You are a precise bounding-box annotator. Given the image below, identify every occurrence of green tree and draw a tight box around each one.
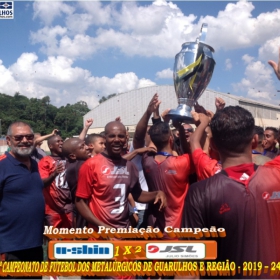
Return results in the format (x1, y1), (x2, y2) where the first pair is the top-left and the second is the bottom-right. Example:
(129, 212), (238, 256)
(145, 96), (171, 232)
(0, 92), (90, 138)
(99, 93), (117, 104)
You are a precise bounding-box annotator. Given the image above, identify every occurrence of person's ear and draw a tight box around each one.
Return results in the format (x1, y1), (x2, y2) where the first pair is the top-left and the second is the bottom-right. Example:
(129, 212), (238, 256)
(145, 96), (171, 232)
(6, 136), (11, 146)
(252, 134), (258, 150)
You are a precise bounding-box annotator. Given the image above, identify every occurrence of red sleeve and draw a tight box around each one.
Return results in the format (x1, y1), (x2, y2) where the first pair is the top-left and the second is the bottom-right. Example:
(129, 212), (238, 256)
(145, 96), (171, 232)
(38, 156), (55, 179)
(264, 155), (280, 168)
(178, 153), (194, 175)
(191, 148), (220, 181)
(76, 159), (94, 199)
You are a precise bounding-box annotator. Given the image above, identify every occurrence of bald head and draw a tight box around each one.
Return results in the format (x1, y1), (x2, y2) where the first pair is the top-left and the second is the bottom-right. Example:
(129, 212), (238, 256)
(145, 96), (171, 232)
(103, 121), (127, 158)
(62, 138), (81, 157)
(105, 121), (126, 135)
(62, 137), (90, 161)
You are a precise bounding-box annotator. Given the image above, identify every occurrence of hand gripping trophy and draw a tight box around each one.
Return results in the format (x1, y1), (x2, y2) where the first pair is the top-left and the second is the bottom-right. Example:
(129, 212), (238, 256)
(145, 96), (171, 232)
(167, 23), (216, 122)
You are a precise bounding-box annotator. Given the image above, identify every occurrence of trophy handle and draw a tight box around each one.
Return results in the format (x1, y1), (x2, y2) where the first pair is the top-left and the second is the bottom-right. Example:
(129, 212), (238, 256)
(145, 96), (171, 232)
(196, 23), (208, 43)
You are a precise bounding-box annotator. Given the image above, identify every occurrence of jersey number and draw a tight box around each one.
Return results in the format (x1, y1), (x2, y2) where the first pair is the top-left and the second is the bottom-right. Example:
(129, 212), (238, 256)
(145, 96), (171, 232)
(111, 184), (125, 214)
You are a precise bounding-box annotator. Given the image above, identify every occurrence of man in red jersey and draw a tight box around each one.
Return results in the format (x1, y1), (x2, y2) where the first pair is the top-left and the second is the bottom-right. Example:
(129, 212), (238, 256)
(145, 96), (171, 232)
(184, 106), (280, 279)
(75, 121), (166, 231)
(142, 121), (193, 238)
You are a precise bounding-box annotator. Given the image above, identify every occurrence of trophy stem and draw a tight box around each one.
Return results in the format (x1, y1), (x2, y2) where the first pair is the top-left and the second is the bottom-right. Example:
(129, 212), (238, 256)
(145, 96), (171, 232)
(167, 104), (193, 123)
(178, 98), (195, 108)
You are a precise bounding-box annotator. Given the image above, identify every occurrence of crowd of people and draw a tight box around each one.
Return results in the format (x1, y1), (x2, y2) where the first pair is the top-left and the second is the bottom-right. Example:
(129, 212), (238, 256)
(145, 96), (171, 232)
(0, 51), (280, 280)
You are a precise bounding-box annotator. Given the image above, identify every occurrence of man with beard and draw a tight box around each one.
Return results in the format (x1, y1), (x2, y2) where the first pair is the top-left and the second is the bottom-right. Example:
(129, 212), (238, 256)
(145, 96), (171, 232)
(38, 134), (73, 228)
(0, 121), (45, 268)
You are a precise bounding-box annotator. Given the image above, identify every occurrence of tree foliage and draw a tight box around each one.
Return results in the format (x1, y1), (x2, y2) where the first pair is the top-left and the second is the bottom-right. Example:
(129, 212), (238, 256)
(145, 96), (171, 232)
(0, 92), (90, 138)
(99, 93), (117, 104)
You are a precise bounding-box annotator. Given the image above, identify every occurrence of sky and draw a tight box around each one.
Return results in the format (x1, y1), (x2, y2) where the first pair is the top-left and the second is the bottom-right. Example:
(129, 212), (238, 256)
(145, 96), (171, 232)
(0, 0), (280, 109)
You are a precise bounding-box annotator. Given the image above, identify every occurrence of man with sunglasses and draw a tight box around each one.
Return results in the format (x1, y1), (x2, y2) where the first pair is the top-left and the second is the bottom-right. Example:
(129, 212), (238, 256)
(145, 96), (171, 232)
(182, 123), (194, 143)
(0, 121), (45, 267)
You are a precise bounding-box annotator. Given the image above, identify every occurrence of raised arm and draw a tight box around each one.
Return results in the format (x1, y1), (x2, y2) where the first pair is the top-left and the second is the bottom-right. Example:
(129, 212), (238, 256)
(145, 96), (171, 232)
(34, 129), (58, 145)
(79, 118), (93, 140)
(189, 112), (210, 153)
(133, 93), (160, 149)
(122, 146), (156, 161)
(268, 46), (280, 80)
(215, 97), (225, 112)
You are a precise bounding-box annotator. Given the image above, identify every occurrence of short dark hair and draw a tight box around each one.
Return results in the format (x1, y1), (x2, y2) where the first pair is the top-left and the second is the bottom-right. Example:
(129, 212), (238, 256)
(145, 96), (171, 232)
(148, 122), (171, 149)
(265, 127), (278, 138)
(85, 133), (105, 145)
(254, 126), (264, 136)
(210, 106), (255, 154)
(254, 126), (264, 145)
(47, 135), (62, 147)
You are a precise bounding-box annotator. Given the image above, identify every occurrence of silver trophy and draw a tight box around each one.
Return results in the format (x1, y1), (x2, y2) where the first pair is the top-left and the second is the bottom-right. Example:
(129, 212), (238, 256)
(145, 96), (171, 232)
(167, 23), (215, 122)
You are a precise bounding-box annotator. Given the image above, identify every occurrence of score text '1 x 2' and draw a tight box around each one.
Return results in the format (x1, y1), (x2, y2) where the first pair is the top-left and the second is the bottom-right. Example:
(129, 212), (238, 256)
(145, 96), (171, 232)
(49, 240), (217, 261)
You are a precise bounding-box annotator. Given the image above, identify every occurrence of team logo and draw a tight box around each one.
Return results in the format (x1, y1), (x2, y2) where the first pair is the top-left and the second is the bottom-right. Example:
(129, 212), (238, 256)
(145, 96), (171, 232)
(0, 2), (13, 19)
(101, 165), (129, 175)
(53, 242), (114, 259)
(262, 192), (270, 200)
(263, 191), (280, 200)
(219, 203), (231, 214)
(146, 243), (205, 259)
(101, 165), (111, 175)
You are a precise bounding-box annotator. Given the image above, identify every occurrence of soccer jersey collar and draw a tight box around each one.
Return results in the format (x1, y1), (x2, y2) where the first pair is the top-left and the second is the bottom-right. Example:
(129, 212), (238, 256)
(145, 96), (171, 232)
(101, 152), (124, 162)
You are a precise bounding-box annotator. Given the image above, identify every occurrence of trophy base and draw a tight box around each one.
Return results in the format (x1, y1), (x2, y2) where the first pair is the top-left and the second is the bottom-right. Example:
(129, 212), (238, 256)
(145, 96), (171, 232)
(167, 105), (194, 124)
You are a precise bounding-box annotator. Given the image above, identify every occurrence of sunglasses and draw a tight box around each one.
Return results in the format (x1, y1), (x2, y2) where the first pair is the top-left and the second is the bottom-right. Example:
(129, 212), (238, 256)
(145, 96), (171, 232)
(184, 128), (194, 133)
(9, 134), (34, 141)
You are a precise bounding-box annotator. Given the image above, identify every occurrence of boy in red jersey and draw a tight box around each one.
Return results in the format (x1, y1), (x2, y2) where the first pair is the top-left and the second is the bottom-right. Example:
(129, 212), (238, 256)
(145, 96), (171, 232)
(39, 134), (73, 228)
(38, 119), (93, 228)
(75, 121), (166, 231)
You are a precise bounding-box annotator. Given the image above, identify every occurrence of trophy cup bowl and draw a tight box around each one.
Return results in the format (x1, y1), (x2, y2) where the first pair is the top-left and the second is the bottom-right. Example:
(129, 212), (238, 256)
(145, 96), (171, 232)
(167, 23), (216, 123)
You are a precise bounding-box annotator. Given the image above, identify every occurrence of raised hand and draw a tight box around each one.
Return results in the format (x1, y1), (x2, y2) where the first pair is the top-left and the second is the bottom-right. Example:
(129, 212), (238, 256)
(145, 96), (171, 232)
(268, 47), (280, 80)
(85, 118), (93, 128)
(215, 97), (225, 111)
